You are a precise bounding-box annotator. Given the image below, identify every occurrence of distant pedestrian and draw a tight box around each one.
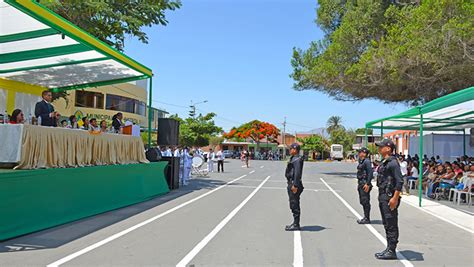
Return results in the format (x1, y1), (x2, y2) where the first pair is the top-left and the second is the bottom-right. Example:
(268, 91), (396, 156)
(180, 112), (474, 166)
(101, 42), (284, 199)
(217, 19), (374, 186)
(208, 149), (215, 173)
(243, 149), (250, 168)
(216, 149), (225, 172)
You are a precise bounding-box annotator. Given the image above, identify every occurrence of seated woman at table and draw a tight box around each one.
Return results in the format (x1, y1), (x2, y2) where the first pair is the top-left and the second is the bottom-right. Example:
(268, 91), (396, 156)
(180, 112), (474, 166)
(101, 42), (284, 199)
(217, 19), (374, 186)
(9, 109), (25, 124)
(100, 120), (109, 133)
(60, 119), (68, 128)
(67, 115), (79, 129)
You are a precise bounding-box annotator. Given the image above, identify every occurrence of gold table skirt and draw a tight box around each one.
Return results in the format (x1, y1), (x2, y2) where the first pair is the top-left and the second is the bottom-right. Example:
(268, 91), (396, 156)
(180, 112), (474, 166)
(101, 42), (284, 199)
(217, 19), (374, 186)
(16, 125), (149, 169)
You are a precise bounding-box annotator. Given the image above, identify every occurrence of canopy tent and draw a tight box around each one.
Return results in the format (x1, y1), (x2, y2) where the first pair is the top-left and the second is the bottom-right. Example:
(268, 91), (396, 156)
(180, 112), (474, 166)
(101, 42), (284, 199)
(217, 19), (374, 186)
(365, 86), (474, 206)
(0, 0), (154, 146)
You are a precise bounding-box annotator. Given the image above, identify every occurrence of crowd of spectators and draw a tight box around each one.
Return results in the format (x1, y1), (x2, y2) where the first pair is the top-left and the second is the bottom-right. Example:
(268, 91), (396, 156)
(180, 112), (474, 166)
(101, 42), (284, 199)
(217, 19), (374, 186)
(376, 153), (474, 203)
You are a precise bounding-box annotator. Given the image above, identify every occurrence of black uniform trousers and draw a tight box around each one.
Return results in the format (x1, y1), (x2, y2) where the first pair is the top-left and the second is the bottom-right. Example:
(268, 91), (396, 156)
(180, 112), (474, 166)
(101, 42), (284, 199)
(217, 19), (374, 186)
(378, 194), (401, 250)
(287, 186), (303, 225)
(357, 182), (371, 219)
(217, 160), (224, 172)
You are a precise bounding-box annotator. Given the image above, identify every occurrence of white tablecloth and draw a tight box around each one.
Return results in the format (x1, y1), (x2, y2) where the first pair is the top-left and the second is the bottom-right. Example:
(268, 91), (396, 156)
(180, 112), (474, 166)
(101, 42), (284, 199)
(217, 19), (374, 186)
(0, 124), (23, 163)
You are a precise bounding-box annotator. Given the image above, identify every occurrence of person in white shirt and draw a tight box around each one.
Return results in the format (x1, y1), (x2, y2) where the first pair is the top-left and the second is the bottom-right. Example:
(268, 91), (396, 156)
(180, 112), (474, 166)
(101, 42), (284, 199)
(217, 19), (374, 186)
(181, 147), (192, 185)
(165, 147), (172, 157)
(208, 149), (216, 173)
(216, 149), (225, 173)
(173, 146), (181, 158)
(398, 155), (409, 195)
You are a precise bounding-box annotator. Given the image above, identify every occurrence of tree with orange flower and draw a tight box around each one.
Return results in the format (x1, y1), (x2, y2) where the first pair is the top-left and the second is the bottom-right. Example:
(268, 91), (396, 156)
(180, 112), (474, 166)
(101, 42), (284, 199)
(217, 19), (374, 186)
(224, 120), (280, 150)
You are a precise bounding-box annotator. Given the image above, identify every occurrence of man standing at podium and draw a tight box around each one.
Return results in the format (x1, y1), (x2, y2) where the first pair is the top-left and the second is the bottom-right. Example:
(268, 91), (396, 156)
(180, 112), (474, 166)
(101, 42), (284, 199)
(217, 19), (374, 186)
(35, 90), (59, 127)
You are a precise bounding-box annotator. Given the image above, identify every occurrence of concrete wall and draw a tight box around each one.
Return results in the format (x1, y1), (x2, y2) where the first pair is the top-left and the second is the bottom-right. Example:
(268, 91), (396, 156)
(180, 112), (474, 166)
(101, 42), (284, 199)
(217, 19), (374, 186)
(409, 133), (473, 162)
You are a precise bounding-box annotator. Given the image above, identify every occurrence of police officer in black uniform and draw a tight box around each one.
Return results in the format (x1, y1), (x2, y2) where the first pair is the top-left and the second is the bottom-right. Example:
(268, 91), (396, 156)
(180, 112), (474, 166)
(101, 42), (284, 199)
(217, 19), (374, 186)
(375, 139), (403, 260)
(285, 143), (304, 231)
(356, 147), (373, 224)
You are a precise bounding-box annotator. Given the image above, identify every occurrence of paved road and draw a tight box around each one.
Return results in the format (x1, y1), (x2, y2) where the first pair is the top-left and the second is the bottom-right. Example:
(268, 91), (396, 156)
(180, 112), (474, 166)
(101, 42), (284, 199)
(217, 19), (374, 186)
(1, 160), (473, 266)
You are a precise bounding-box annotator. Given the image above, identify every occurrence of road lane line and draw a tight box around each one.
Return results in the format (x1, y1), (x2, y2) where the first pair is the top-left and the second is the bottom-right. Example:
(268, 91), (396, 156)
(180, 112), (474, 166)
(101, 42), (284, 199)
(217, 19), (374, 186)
(320, 178), (414, 267)
(249, 170), (255, 174)
(293, 231), (303, 267)
(176, 175), (271, 267)
(47, 173), (251, 267)
(260, 166), (264, 169)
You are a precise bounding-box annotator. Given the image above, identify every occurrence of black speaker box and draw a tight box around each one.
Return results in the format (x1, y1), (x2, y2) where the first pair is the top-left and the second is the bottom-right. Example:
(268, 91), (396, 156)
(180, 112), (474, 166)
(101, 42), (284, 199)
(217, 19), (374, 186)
(145, 147), (162, 162)
(158, 118), (180, 146)
(161, 156), (180, 190)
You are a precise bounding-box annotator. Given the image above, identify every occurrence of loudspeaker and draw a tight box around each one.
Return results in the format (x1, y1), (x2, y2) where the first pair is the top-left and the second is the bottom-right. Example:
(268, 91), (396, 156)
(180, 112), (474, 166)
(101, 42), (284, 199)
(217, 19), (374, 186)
(158, 118), (180, 146)
(145, 147), (162, 162)
(161, 156), (180, 190)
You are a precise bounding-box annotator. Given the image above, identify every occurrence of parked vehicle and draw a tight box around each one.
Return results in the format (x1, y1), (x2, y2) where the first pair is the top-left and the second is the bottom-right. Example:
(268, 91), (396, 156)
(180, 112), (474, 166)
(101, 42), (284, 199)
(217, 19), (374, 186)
(330, 144), (344, 161)
(223, 150), (233, 159)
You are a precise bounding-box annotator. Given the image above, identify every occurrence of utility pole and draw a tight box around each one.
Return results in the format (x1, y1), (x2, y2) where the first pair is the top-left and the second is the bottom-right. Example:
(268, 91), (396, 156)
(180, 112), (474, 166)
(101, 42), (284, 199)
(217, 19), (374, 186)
(189, 100), (208, 118)
(282, 117), (286, 158)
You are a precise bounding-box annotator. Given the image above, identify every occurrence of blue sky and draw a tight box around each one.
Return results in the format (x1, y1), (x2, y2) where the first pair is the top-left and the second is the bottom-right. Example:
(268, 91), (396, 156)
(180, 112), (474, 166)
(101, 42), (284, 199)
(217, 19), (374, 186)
(124, 0), (407, 133)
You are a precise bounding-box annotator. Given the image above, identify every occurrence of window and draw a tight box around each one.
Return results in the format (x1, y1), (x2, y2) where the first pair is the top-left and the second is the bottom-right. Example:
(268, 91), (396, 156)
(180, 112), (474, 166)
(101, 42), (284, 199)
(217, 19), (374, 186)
(105, 94), (146, 116)
(75, 91), (104, 109)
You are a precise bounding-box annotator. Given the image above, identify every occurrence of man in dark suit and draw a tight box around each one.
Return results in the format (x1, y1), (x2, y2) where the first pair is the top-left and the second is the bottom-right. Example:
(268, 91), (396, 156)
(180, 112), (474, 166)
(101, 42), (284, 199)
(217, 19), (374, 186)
(112, 112), (123, 133)
(35, 90), (59, 127)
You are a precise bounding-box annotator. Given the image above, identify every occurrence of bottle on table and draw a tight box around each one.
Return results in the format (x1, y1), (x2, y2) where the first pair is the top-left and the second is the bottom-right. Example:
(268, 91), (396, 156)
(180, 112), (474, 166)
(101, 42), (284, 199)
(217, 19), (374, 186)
(37, 116), (42, 126)
(28, 113), (33, 125)
(4, 110), (9, 124)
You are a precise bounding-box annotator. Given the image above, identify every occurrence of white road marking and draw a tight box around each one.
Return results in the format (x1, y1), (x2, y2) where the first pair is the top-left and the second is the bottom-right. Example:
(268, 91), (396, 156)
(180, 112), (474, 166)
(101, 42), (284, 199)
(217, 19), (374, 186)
(226, 184), (341, 192)
(47, 173), (251, 267)
(320, 178), (414, 267)
(293, 231), (303, 267)
(249, 170), (255, 174)
(260, 166), (264, 169)
(176, 175), (271, 267)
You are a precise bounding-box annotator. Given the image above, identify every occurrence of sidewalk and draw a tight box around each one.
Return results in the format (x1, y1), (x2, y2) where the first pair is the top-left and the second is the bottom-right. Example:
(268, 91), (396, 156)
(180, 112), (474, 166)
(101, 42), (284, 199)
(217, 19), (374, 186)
(402, 195), (474, 234)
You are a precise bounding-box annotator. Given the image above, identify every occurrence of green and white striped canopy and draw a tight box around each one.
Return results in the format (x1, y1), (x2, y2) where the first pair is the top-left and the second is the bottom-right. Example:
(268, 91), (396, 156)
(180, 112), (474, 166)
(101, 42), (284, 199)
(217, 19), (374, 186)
(0, 0), (152, 91)
(366, 87), (474, 131)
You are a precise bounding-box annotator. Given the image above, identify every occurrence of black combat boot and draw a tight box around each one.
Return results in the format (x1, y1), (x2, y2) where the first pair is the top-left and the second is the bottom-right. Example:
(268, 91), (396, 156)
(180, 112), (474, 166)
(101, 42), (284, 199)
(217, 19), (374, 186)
(375, 249), (397, 260)
(374, 247), (388, 258)
(357, 217), (371, 224)
(285, 223), (301, 231)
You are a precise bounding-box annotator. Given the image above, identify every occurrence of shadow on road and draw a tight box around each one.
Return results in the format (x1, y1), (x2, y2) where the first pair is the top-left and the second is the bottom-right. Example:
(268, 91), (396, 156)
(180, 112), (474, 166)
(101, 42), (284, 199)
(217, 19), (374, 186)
(399, 250), (424, 261)
(300, 225), (327, 232)
(369, 219), (383, 225)
(321, 172), (355, 178)
(0, 177), (229, 253)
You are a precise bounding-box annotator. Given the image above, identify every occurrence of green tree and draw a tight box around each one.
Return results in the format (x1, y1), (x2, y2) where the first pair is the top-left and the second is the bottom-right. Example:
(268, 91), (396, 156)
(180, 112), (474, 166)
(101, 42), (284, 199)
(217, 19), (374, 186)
(170, 113), (222, 148)
(43, 0), (181, 51)
(355, 128), (373, 135)
(326, 116), (344, 134)
(291, 0), (473, 105)
(297, 135), (326, 160)
(209, 136), (224, 148)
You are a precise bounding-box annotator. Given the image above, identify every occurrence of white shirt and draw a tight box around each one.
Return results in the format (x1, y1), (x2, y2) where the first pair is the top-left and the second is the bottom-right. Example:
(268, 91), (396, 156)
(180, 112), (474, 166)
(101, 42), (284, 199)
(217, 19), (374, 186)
(399, 160), (408, 176)
(209, 152), (215, 161)
(173, 149), (180, 157)
(410, 166), (419, 177)
(216, 151), (224, 160)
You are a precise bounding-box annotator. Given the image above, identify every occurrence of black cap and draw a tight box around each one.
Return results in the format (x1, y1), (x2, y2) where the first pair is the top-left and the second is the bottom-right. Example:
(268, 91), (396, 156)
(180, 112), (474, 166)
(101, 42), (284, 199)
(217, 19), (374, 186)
(290, 143), (300, 151)
(375, 138), (396, 150)
(358, 147), (370, 155)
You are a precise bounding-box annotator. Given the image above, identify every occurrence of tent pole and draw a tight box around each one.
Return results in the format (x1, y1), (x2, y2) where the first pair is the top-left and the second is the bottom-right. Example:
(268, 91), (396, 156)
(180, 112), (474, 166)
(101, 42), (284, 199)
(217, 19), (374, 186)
(381, 122), (384, 138)
(419, 112), (424, 207)
(364, 128), (368, 147)
(463, 129), (466, 156)
(148, 77), (153, 148)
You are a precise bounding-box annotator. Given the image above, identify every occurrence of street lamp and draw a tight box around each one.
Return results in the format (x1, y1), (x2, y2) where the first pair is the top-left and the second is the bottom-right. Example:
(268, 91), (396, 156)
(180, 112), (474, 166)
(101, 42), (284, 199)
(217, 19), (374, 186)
(189, 100), (208, 118)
